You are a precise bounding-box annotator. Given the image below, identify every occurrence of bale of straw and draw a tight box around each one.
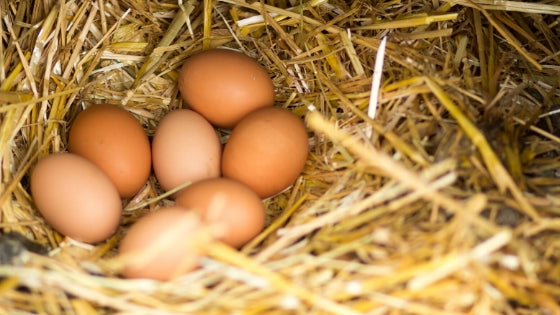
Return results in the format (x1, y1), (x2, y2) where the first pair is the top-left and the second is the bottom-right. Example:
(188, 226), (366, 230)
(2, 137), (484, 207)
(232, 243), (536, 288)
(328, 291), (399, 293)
(1, 0), (560, 313)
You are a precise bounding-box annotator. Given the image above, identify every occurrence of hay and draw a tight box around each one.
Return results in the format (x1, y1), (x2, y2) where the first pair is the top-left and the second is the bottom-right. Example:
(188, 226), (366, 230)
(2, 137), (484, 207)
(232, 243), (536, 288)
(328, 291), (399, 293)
(1, 0), (560, 313)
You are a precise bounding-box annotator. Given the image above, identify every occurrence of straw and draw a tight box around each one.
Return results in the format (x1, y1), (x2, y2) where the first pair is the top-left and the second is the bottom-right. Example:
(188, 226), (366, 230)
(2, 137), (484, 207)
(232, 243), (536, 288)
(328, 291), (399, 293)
(1, 0), (560, 313)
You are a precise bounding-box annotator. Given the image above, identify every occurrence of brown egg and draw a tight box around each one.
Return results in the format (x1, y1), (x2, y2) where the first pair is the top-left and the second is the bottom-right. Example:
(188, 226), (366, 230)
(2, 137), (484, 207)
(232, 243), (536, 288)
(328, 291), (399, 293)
(175, 178), (265, 248)
(221, 107), (308, 198)
(178, 48), (274, 129)
(152, 109), (221, 194)
(118, 207), (210, 280)
(68, 104), (151, 198)
(30, 153), (122, 243)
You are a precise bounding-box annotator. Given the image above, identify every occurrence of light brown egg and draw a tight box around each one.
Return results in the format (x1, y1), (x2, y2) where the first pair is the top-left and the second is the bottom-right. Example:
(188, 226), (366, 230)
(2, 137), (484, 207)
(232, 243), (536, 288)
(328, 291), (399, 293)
(118, 207), (210, 280)
(68, 104), (151, 198)
(222, 107), (308, 198)
(178, 48), (275, 129)
(30, 153), (122, 243)
(175, 178), (265, 248)
(152, 109), (221, 194)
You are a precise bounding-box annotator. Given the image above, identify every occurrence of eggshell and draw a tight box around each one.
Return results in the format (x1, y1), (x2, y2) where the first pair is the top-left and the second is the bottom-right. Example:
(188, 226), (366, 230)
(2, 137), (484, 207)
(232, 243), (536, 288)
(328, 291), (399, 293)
(68, 104), (151, 198)
(176, 178), (265, 248)
(152, 109), (221, 194)
(118, 207), (208, 280)
(30, 153), (122, 243)
(178, 48), (275, 129)
(222, 107), (308, 198)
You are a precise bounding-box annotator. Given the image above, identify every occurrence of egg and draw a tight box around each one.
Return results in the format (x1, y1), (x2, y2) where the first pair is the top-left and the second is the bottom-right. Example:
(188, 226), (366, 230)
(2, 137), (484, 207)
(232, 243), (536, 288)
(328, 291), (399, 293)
(221, 107), (308, 198)
(178, 48), (275, 129)
(68, 104), (151, 198)
(118, 207), (210, 280)
(30, 153), (122, 243)
(152, 109), (221, 194)
(175, 178), (265, 248)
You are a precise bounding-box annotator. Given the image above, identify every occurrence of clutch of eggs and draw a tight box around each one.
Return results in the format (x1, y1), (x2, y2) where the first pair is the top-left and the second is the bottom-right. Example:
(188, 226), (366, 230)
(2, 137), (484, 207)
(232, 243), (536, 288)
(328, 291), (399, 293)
(29, 48), (309, 281)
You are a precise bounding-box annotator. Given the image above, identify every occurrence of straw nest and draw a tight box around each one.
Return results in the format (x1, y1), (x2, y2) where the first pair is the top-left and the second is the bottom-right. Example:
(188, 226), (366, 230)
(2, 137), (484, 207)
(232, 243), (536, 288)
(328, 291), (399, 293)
(1, 0), (560, 313)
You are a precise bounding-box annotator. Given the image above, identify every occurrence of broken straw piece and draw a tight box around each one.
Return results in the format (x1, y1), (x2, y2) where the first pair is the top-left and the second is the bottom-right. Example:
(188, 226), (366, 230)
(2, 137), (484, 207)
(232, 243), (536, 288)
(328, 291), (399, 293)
(237, 12), (280, 27)
(365, 36), (387, 138)
(367, 36), (387, 121)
